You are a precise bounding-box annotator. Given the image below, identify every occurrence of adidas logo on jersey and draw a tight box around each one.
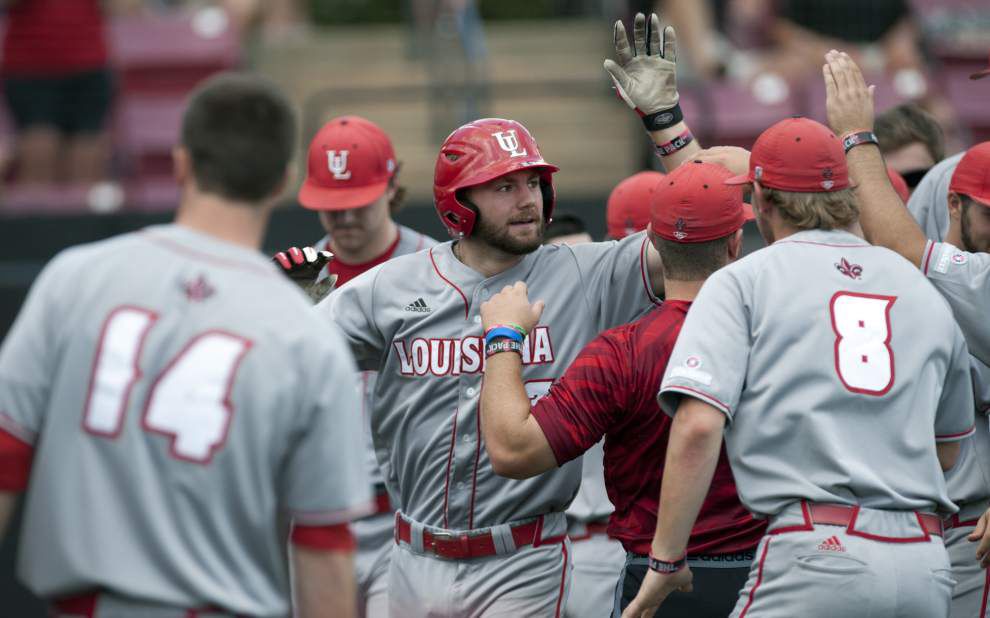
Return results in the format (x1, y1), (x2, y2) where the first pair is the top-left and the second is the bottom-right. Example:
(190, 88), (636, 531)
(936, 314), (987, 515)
(817, 536), (846, 552)
(405, 298), (431, 313)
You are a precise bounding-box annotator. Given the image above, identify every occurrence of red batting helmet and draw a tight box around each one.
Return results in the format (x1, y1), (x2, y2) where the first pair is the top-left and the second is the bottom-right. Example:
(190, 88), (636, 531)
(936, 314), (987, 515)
(433, 118), (559, 238)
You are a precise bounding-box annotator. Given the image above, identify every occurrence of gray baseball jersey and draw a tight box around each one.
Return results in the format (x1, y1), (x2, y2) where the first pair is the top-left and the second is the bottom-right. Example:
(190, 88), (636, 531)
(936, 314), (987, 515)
(0, 224), (371, 615)
(922, 240), (990, 367)
(945, 358), (990, 509)
(321, 231), (661, 529)
(314, 224), (437, 492)
(906, 152), (963, 241)
(658, 228), (975, 517)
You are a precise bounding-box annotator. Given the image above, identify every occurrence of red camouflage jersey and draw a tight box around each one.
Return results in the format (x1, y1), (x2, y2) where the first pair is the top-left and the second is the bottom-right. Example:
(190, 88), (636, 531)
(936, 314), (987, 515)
(532, 300), (766, 556)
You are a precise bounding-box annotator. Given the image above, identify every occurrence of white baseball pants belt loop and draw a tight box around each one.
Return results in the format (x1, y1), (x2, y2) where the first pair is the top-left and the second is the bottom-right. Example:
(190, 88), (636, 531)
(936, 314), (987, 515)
(767, 500), (944, 541)
(944, 498), (990, 530)
(393, 511), (567, 559)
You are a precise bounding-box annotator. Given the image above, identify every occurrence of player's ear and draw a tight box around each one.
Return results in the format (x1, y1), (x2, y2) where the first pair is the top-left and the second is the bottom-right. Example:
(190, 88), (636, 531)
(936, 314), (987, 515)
(646, 223), (662, 252)
(727, 228), (744, 262)
(172, 146), (191, 187)
(751, 182), (768, 215)
(947, 192), (963, 222)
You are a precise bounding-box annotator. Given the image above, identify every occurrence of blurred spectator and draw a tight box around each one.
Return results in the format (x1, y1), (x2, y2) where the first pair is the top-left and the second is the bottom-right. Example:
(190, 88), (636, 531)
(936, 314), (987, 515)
(544, 212), (593, 245)
(1, 0), (122, 186)
(606, 170), (664, 239)
(875, 103), (945, 190)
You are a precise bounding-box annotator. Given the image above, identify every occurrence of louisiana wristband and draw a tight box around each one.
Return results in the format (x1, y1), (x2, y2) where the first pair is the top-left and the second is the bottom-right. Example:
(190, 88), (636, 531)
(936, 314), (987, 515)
(484, 326), (525, 346)
(486, 338), (523, 358)
(641, 103), (683, 132)
(654, 130), (694, 157)
(648, 552), (687, 575)
(842, 130), (879, 154)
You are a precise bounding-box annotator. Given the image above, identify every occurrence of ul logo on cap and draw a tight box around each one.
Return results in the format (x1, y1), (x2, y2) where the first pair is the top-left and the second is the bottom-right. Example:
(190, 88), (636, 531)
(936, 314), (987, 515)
(493, 130), (527, 158)
(327, 150), (351, 180)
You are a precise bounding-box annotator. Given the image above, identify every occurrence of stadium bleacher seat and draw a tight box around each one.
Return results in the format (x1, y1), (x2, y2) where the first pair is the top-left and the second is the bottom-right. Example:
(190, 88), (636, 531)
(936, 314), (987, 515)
(110, 11), (241, 95)
(109, 10), (240, 212)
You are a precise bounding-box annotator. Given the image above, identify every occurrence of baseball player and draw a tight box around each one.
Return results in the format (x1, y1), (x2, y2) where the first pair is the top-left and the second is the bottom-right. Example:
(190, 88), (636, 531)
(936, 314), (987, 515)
(319, 14), (701, 616)
(275, 115), (437, 618)
(606, 171), (665, 239)
(906, 53), (989, 240)
(558, 168), (667, 618)
(0, 74), (372, 618)
(820, 52), (990, 615)
(478, 161), (766, 618)
(624, 114), (976, 618)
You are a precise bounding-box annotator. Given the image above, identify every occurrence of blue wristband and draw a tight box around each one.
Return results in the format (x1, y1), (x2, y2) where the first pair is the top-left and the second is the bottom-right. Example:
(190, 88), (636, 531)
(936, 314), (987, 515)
(484, 326), (524, 346)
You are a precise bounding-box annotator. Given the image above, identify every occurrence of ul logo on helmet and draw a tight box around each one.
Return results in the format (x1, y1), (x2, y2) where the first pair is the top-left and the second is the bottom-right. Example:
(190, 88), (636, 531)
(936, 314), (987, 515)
(493, 130), (528, 158)
(327, 150), (351, 180)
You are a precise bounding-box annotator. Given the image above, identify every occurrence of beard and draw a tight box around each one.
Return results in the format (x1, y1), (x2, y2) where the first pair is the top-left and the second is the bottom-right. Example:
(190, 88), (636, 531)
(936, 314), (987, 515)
(960, 201), (990, 254)
(472, 210), (545, 255)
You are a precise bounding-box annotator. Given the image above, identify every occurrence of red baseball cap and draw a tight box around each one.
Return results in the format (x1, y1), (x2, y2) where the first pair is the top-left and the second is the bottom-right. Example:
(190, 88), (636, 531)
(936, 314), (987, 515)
(299, 116), (397, 211)
(651, 161), (754, 243)
(725, 117), (850, 193)
(949, 141), (990, 206)
(887, 166), (910, 203)
(606, 171), (665, 239)
(971, 52), (990, 80)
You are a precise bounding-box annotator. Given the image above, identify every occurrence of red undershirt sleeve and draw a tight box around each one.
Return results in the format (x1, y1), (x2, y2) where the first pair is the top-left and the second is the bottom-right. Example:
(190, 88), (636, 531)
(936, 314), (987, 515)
(290, 522), (356, 552)
(0, 428), (33, 492)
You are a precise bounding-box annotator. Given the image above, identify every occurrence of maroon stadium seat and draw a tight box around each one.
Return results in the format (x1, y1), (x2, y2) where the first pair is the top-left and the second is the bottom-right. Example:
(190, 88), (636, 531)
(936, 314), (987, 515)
(110, 12), (241, 95)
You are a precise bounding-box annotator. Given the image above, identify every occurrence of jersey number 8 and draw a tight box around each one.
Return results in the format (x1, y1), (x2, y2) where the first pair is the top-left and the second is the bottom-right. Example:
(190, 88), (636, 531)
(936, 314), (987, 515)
(82, 306), (252, 464)
(829, 292), (897, 396)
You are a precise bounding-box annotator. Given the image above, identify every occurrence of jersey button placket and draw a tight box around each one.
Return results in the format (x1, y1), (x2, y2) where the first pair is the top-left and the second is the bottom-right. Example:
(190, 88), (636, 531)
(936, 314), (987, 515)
(448, 295), (485, 529)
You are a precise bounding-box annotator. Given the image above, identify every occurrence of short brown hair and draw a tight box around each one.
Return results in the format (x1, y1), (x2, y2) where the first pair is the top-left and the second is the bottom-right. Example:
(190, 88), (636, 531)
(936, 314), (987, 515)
(874, 104), (945, 163)
(761, 187), (858, 231)
(655, 235), (732, 281)
(181, 72), (297, 203)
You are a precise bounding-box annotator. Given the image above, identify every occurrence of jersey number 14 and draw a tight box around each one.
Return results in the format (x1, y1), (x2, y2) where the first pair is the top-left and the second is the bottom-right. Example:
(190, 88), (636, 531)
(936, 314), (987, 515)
(829, 292), (897, 396)
(82, 306), (252, 463)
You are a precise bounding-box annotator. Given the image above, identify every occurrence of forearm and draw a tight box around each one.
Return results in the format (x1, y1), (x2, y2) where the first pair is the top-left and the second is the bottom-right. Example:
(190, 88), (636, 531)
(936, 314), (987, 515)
(292, 547), (357, 618)
(649, 121), (702, 172)
(651, 403), (725, 559)
(480, 352), (549, 477)
(846, 144), (928, 266)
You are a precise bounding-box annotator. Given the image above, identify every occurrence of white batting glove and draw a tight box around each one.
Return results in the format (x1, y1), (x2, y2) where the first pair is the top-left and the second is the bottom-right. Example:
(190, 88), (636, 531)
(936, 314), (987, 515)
(604, 13), (680, 127)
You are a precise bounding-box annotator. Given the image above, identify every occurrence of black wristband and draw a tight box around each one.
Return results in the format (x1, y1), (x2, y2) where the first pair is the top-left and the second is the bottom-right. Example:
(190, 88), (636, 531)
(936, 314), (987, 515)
(485, 338), (523, 358)
(842, 131), (879, 154)
(641, 103), (683, 132)
(648, 552), (687, 575)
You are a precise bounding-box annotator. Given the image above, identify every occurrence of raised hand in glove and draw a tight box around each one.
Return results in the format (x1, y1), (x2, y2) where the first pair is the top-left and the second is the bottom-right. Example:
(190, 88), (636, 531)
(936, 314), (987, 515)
(272, 246), (337, 304)
(604, 12), (680, 130)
